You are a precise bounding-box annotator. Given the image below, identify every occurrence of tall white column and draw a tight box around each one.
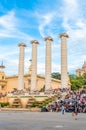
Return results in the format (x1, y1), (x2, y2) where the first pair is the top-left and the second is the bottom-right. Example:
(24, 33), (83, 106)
(44, 36), (53, 91)
(60, 33), (69, 89)
(30, 40), (39, 91)
(18, 43), (26, 90)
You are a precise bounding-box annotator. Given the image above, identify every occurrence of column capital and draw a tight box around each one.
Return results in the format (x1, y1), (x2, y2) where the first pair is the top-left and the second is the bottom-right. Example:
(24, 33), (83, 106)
(18, 43), (27, 47)
(59, 33), (69, 38)
(44, 36), (53, 41)
(30, 40), (39, 44)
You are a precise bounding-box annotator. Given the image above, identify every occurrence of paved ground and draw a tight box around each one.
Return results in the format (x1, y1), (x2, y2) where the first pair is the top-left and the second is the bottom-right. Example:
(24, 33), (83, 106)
(0, 111), (86, 130)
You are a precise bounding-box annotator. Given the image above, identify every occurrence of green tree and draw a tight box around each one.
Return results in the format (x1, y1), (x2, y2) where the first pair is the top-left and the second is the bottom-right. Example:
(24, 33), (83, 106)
(69, 74), (85, 91)
(51, 72), (61, 80)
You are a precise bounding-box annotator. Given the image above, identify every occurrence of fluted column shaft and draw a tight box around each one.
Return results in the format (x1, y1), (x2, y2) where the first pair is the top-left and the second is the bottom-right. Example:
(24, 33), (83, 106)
(44, 37), (53, 91)
(30, 40), (39, 91)
(18, 43), (26, 90)
(60, 33), (68, 89)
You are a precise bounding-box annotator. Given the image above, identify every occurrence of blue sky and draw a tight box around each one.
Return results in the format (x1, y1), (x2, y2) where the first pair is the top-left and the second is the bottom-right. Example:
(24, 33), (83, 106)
(0, 0), (86, 76)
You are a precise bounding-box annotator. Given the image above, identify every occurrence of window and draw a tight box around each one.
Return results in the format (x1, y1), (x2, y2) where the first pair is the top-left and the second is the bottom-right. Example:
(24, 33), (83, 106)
(2, 76), (4, 80)
(1, 85), (5, 90)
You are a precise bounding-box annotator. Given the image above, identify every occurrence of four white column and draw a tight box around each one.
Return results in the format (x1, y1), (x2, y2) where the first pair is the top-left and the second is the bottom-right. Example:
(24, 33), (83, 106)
(17, 33), (68, 91)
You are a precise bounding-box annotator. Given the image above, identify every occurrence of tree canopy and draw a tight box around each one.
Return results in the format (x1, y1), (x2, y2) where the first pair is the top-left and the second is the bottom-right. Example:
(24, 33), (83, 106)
(69, 73), (86, 91)
(51, 72), (61, 80)
(51, 72), (86, 91)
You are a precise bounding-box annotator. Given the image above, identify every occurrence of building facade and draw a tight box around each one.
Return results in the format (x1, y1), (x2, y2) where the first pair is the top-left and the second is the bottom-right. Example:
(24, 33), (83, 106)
(0, 68), (71, 95)
(76, 61), (86, 76)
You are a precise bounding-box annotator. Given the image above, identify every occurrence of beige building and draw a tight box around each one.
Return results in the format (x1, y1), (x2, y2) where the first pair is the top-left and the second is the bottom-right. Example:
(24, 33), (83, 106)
(0, 65), (71, 95)
(76, 61), (86, 76)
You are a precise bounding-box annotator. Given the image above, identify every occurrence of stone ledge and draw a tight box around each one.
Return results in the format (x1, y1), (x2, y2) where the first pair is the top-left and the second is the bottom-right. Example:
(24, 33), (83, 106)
(1, 107), (41, 112)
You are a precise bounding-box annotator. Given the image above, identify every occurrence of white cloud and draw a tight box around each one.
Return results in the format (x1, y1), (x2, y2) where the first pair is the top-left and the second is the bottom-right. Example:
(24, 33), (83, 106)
(62, 0), (79, 19)
(37, 63), (45, 74)
(0, 10), (16, 29)
(0, 10), (35, 76)
(36, 12), (56, 37)
(52, 63), (61, 73)
(0, 10), (33, 41)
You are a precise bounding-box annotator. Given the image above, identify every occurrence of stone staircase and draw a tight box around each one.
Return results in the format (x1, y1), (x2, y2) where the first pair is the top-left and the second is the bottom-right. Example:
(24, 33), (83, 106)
(12, 98), (22, 108)
(26, 97), (36, 108)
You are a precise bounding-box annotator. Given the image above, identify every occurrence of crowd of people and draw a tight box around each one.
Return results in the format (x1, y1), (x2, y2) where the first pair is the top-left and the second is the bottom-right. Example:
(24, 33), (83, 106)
(0, 92), (6, 98)
(41, 89), (86, 114)
(0, 87), (86, 115)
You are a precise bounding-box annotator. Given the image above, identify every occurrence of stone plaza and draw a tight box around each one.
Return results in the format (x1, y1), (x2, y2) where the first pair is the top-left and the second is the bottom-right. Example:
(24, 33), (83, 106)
(0, 111), (86, 130)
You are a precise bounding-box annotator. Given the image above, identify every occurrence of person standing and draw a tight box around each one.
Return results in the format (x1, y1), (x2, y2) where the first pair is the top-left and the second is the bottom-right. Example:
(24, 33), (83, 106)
(72, 102), (78, 120)
(61, 104), (65, 114)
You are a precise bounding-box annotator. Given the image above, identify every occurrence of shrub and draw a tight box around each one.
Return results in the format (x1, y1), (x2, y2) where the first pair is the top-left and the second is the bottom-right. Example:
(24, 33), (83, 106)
(31, 102), (39, 107)
(0, 102), (9, 107)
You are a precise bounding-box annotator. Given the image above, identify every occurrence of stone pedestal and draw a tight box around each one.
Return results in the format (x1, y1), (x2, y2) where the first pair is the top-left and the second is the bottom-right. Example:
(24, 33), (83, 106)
(60, 33), (69, 89)
(18, 43), (26, 90)
(44, 36), (53, 91)
(30, 40), (39, 91)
